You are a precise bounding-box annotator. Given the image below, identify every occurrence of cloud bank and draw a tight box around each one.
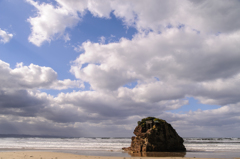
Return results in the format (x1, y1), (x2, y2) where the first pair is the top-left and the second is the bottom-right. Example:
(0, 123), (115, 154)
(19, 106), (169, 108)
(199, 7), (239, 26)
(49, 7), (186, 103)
(0, 0), (239, 137)
(26, 0), (240, 46)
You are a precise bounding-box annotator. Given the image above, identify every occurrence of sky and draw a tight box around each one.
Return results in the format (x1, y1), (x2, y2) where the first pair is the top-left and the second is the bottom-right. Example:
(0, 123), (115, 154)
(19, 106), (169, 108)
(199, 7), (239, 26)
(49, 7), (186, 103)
(0, 0), (240, 137)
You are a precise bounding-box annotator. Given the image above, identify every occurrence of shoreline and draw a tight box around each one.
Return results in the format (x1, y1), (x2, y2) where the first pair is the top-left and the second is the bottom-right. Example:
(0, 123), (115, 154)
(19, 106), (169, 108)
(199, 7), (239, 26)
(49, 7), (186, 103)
(0, 151), (236, 159)
(0, 150), (239, 159)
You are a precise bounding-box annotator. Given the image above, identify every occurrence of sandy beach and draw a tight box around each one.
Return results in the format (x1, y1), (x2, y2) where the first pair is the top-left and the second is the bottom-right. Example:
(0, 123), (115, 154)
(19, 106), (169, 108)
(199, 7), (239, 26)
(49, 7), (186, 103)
(0, 151), (238, 159)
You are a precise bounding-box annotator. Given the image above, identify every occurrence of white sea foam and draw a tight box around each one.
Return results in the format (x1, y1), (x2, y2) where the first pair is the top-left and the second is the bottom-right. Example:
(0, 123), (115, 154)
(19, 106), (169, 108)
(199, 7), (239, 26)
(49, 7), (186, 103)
(0, 137), (130, 151)
(184, 138), (240, 152)
(0, 137), (239, 152)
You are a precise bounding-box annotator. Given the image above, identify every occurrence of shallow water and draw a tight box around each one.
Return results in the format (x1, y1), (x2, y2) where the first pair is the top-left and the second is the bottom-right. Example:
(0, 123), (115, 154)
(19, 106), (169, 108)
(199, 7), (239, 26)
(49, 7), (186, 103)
(1, 149), (240, 158)
(0, 137), (240, 158)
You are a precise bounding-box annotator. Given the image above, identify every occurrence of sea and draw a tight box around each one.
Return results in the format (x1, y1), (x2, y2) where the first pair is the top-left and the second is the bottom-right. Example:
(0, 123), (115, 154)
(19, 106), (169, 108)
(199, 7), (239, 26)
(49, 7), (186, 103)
(0, 137), (240, 158)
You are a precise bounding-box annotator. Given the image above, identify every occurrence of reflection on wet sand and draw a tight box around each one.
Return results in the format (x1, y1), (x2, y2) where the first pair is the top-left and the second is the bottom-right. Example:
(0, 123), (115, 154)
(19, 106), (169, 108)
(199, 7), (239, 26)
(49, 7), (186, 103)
(128, 151), (186, 157)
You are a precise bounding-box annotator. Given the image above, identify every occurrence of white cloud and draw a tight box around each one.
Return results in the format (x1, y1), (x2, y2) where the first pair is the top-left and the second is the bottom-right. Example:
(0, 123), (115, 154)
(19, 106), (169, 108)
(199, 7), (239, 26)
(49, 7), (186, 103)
(63, 33), (70, 42)
(5, 0), (239, 137)
(50, 79), (83, 90)
(26, 0), (80, 46)
(55, 0), (88, 13)
(68, 26), (240, 137)
(0, 28), (13, 43)
(195, 73), (240, 105)
(0, 114), (86, 137)
(113, 0), (240, 33)
(1, 84), (240, 137)
(98, 36), (105, 44)
(166, 102), (240, 137)
(0, 60), (82, 90)
(1, 55), (240, 137)
(71, 28), (240, 103)
(0, 59), (87, 136)
(1, 83), (240, 137)
(0, 74), (188, 137)
(26, 0), (240, 46)
(86, 0), (112, 18)
(117, 81), (188, 103)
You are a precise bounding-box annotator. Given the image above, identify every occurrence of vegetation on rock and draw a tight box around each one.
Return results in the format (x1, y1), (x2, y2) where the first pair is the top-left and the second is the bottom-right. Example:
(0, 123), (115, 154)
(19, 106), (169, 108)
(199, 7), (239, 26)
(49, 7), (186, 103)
(137, 117), (165, 128)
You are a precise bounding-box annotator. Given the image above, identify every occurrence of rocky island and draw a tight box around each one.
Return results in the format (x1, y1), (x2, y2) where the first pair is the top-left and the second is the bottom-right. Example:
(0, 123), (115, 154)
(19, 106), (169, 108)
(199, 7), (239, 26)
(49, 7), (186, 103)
(123, 117), (186, 153)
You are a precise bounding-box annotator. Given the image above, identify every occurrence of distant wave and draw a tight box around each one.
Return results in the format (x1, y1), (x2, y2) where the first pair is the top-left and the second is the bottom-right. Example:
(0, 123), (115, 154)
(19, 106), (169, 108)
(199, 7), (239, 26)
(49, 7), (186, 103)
(0, 137), (239, 152)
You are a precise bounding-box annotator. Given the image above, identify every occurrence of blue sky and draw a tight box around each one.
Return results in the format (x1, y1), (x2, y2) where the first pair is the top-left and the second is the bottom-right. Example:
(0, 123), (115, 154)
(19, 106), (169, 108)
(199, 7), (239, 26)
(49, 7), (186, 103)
(0, 0), (240, 137)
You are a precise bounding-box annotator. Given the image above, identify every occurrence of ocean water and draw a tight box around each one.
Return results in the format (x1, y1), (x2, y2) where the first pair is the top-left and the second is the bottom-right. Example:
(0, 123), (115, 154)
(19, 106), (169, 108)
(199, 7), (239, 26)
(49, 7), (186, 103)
(184, 137), (240, 152)
(0, 137), (130, 151)
(0, 137), (240, 158)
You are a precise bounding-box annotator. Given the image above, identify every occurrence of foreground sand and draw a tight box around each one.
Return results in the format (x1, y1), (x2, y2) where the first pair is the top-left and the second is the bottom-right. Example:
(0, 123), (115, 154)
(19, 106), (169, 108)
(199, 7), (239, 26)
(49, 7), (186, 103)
(0, 151), (238, 159)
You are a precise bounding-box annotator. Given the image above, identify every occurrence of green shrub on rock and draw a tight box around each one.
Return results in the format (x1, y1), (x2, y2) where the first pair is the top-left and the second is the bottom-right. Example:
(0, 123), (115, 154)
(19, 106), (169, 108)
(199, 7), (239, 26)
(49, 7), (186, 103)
(137, 117), (166, 128)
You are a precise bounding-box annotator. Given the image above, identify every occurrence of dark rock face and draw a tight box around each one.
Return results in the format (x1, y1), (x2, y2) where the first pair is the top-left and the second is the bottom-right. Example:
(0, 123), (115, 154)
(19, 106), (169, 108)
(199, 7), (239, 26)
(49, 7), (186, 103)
(123, 117), (186, 153)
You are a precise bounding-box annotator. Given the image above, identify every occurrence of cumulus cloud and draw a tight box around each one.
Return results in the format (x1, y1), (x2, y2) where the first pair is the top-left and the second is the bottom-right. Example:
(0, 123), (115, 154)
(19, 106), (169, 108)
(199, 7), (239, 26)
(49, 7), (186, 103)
(0, 56), (189, 136)
(1, 83), (240, 137)
(71, 28), (240, 103)
(56, 0), (112, 18)
(0, 59), (86, 136)
(26, 0), (240, 46)
(0, 75), (188, 136)
(37, 89), (188, 136)
(4, 0), (239, 137)
(195, 73), (240, 105)
(0, 60), (82, 90)
(0, 89), (50, 117)
(67, 23), (240, 137)
(111, 0), (240, 33)
(1, 85), (239, 137)
(0, 115), (85, 137)
(26, 0), (80, 46)
(0, 28), (13, 43)
(166, 102), (240, 137)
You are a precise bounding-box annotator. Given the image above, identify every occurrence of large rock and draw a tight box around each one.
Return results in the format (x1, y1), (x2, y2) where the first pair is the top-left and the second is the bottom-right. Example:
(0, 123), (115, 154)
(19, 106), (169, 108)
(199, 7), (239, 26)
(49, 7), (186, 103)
(123, 117), (186, 153)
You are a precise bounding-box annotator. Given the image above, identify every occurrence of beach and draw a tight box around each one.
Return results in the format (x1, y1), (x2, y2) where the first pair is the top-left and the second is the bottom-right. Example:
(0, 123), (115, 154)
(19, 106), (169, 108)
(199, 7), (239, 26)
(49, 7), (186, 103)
(1, 151), (238, 159)
(0, 150), (240, 159)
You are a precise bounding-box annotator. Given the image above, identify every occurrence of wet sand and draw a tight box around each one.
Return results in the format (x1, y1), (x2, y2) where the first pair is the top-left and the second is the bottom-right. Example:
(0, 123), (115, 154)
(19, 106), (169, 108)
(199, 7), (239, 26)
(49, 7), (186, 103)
(0, 151), (239, 159)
